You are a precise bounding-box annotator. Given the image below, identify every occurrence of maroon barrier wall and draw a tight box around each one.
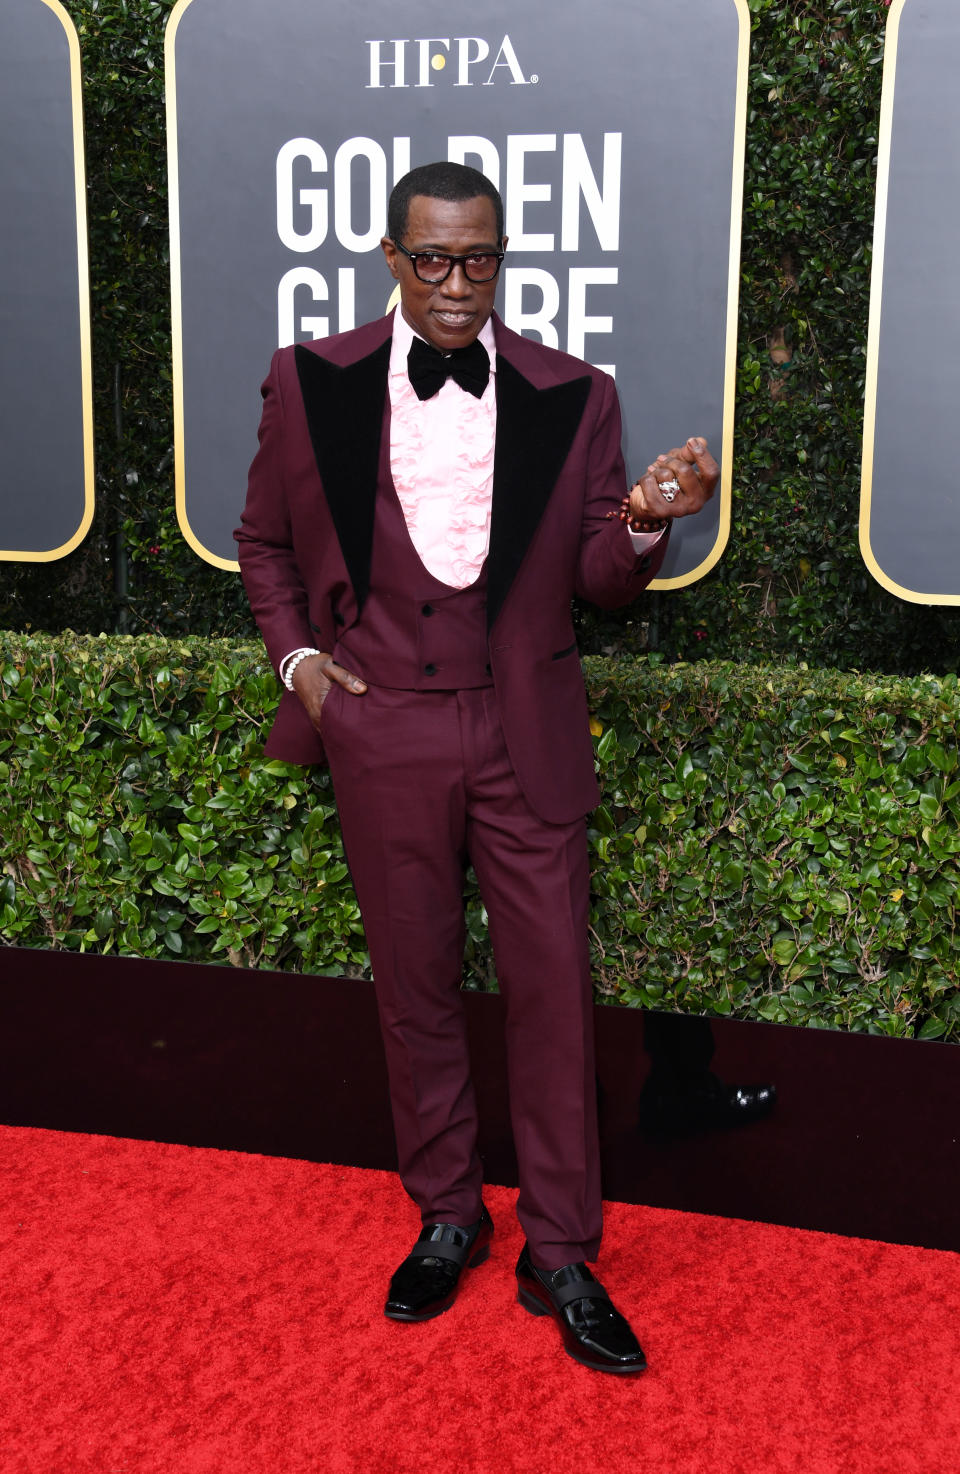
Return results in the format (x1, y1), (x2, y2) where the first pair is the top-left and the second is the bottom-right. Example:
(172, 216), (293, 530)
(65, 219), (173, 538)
(2, 946), (958, 1251)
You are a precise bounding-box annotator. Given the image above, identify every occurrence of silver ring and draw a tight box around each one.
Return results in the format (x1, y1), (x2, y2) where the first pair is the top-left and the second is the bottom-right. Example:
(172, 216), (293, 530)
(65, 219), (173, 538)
(659, 477), (681, 503)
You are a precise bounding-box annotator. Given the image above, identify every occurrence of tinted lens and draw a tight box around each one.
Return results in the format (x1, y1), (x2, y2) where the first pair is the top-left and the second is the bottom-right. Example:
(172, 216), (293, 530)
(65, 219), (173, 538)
(413, 252), (452, 282)
(463, 254), (502, 282)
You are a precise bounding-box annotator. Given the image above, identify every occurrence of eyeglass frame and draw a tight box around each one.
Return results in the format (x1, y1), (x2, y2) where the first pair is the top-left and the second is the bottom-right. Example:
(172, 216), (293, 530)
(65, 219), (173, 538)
(391, 239), (506, 284)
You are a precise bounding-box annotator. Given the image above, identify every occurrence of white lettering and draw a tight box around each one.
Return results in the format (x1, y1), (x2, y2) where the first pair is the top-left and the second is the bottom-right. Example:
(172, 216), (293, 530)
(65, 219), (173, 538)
(561, 134), (621, 252)
(393, 137), (412, 186)
(483, 34), (528, 86)
(367, 36), (528, 88)
(277, 268), (356, 345)
(334, 138), (388, 252)
(415, 38), (450, 86)
(447, 136), (500, 193)
(455, 37), (490, 87)
(567, 267), (617, 372)
(337, 267), (356, 333)
(276, 138), (327, 253)
(506, 135), (556, 251)
(278, 268), (328, 346)
(503, 269), (560, 347)
(366, 39), (406, 88)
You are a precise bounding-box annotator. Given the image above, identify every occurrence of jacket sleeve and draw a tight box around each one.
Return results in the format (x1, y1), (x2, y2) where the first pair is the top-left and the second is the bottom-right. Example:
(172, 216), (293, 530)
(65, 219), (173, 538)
(234, 349), (324, 673)
(573, 372), (670, 609)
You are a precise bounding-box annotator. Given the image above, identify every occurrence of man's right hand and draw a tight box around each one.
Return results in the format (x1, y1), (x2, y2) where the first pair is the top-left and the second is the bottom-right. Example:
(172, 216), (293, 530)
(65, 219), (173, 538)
(291, 652), (367, 733)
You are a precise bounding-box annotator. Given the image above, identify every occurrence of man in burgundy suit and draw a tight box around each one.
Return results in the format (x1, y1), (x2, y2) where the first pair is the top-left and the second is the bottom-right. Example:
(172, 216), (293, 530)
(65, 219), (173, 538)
(237, 162), (716, 1375)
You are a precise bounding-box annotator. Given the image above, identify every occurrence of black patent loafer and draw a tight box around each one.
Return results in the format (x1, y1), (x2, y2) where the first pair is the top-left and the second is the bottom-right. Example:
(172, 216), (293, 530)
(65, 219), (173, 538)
(384, 1207), (494, 1322)
(516, 1243), (646, 1375)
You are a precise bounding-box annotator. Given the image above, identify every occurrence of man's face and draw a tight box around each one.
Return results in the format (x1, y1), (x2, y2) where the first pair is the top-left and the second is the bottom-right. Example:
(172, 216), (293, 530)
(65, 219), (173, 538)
(381, 194), (505, 352)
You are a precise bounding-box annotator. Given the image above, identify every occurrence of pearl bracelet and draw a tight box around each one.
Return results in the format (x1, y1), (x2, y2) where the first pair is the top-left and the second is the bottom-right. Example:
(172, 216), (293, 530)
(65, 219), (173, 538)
(282, 647), (322, 691)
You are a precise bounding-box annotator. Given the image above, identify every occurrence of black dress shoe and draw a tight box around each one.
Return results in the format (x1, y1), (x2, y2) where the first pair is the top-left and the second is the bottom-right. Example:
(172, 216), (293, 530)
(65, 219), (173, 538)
(515, 1244), (646, 1375)
(384, 1207), (494, 1322)
(637, 1072), (777, 1137)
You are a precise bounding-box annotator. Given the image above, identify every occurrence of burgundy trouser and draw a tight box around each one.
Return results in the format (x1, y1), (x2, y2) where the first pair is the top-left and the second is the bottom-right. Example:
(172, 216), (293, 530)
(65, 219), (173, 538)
(319, 680), (602, 1269)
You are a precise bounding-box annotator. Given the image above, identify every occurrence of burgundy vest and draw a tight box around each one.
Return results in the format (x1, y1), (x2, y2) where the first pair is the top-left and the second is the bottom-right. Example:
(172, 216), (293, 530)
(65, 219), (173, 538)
(334, 439), (493, 692)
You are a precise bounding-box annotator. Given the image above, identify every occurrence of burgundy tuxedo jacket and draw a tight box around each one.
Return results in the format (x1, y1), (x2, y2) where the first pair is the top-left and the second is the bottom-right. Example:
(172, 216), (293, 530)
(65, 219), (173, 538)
(235, 311), (668, 824)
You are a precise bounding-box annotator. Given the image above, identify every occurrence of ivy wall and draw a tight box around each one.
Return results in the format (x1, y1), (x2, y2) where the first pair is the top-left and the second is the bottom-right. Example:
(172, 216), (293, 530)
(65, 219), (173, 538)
(3, 1), (953, 677)
(5, 633), (959, 1039)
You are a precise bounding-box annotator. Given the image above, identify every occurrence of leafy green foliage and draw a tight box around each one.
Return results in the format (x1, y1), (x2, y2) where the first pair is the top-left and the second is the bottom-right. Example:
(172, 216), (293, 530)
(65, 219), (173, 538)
(586, 653), (960, 1040)
(0, 632), (365, 974)
(3, 634), (958, 1040)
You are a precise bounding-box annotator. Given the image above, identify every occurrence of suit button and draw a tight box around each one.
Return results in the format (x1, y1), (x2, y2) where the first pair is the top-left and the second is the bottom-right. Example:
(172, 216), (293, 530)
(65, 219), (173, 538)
(424, 663), (437, 676)
(485, 663), (492, 675)
(421, 604), (435, 616)
(333, 611), (345, 625)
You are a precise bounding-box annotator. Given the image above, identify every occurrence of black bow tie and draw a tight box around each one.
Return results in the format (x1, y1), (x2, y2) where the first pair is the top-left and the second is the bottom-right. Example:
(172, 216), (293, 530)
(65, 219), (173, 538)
(407, 336), (490, 401)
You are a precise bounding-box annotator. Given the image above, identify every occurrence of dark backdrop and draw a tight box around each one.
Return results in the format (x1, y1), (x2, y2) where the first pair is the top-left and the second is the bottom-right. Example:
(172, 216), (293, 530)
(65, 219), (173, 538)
(2, 1), (958, 676)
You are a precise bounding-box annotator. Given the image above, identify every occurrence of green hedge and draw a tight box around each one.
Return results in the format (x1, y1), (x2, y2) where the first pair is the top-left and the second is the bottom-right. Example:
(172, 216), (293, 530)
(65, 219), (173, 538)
(3, 633), (958, 1041)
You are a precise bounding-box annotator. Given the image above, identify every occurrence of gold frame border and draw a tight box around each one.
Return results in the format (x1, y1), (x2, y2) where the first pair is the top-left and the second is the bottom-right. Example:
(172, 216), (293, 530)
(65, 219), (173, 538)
(859, 0), (958, 604)
(0, 0), (95, 563)
(166, 0), (238, 570)
(652, 0), (749, 590)
(168, 0), (750, 580)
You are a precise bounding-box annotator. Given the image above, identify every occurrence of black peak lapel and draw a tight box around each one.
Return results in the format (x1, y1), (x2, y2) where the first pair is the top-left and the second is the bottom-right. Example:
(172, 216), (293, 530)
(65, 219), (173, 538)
(294, 339), (391, 613)
(487, 356), (591, 630)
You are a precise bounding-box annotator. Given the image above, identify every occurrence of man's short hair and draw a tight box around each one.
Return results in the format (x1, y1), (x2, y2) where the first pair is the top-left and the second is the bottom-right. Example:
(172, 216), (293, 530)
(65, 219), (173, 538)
(388, 162), (505, 243)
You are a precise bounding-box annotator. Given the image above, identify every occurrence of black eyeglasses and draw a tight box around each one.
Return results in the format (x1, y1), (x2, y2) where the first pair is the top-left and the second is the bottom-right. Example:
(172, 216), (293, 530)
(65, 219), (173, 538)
(392, 240), (505, 284)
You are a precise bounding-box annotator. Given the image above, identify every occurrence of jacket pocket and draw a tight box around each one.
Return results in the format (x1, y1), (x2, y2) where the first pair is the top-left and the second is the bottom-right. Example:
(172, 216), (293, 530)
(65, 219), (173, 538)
(551, 641), (578, 661)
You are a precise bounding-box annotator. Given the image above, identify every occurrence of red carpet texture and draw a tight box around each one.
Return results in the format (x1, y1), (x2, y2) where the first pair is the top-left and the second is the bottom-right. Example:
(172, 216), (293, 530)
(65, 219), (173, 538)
(2, 1126), (958, 1474)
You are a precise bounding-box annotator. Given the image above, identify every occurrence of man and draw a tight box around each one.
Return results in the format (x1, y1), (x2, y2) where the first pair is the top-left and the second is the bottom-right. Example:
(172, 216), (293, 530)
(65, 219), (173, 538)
(237, 162), (716, 1375)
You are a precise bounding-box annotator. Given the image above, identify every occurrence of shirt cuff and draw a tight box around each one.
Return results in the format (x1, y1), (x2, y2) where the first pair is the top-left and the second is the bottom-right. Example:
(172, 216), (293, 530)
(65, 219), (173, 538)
(626, 523), (667, 552)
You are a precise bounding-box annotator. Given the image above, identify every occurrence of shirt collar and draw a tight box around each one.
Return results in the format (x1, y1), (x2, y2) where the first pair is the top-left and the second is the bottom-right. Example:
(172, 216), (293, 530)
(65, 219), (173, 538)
(389, 307), (497, 380)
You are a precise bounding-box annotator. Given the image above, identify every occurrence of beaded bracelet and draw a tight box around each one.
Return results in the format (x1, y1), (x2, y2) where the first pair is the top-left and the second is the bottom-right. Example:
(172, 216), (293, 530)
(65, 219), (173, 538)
(283, 647), (322, 691)
(605, 496), (667, 535)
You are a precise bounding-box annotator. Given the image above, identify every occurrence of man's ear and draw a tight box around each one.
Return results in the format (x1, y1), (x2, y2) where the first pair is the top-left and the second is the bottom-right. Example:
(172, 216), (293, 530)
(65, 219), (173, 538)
(380, 237), (401, 280)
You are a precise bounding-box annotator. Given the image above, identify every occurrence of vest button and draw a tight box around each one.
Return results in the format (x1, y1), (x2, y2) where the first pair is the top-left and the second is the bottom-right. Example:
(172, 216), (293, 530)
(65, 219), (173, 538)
(424, 663), (437, 676)
(421, 604), (435, 616)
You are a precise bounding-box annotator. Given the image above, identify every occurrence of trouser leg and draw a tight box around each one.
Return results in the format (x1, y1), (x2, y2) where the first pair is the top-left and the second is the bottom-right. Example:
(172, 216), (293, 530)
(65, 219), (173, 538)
(320, 683), (482, 1225)
(321, 682), (602, 1261)
(461, 689), (602, 1270)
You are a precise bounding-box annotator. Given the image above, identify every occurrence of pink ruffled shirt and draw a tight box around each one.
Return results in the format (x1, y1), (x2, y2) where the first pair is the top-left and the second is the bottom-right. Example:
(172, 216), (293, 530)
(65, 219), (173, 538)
(280, 313), (664, 684)
(389, 309), (497, 588)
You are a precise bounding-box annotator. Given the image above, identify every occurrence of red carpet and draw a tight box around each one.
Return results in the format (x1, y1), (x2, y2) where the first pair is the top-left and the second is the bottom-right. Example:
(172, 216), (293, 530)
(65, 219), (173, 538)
(2, 1126), (958, 1473)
